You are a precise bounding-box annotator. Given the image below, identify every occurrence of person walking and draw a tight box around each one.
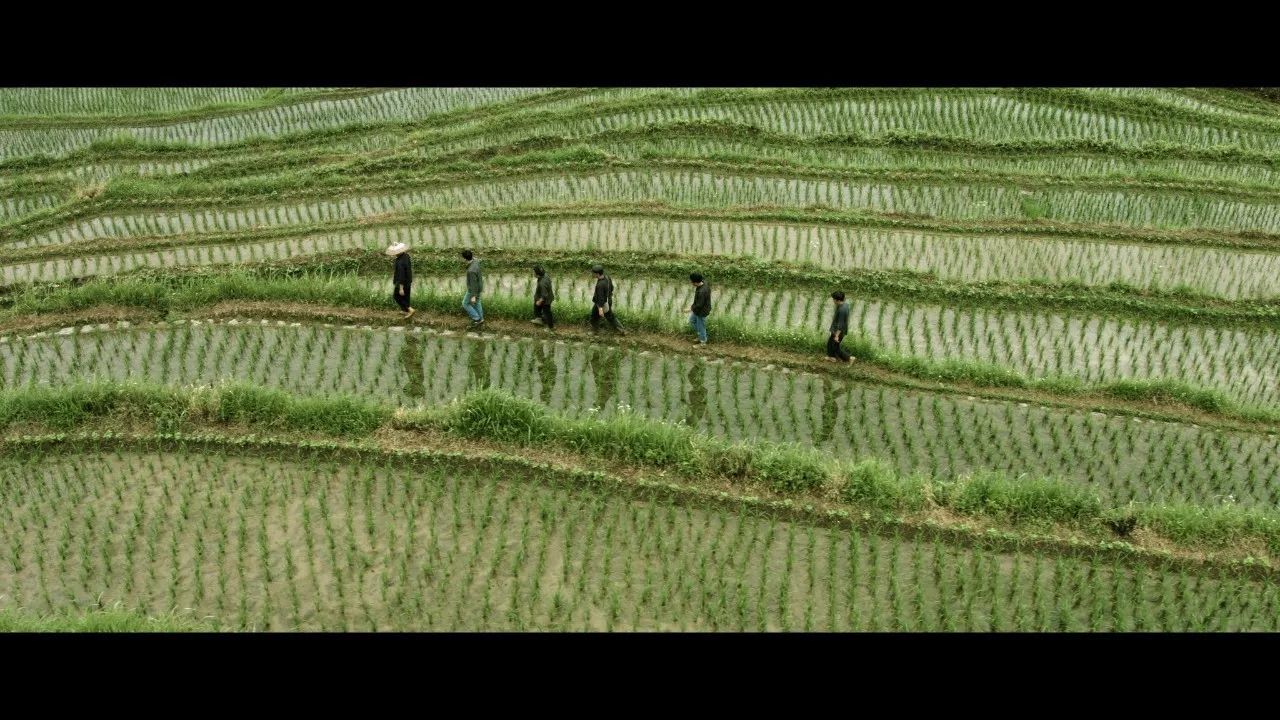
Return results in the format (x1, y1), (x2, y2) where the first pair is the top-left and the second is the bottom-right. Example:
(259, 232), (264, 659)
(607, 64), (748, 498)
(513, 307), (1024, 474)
(387, 242), (414, 319)
(588, 264), (625, 334)
(826, 290), (853, 363)
(531, 264), (555, 330)
(688, 272), (711, 345)
(461, 249), (484, 328)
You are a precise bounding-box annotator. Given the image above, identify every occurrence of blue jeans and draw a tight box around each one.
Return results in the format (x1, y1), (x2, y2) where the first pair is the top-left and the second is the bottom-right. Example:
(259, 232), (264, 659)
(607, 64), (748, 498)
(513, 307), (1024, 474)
(689, 313), (707, 342)
(463, 291), (483, 321)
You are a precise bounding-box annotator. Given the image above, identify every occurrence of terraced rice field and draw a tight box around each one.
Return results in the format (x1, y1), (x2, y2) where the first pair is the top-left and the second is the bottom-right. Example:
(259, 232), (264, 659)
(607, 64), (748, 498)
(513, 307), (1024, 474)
(2, 320), (1276, 508)
(9, 219), (1280, 300)
(2, 449), (1277, 632)
(1, 86), (1278, 632)
(0, 88), (325, 116)
(0, 88), (549, 160)
(10, 172), (1280, 254)
(596, 137), (1280, 187)
(407, 273), (1280, 407)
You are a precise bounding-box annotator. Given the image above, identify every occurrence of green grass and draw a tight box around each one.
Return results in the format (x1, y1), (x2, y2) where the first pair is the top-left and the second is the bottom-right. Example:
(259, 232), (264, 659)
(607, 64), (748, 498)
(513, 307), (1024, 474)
(0, 604), (217, 632)
(1021, 196), (1050, 220)
(0, 382), (388, 436)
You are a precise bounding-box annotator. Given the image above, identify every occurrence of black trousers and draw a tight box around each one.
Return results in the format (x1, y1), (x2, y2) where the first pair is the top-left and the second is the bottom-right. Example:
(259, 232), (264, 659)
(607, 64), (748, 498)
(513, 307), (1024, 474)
(393, 285), (411, 311)
(589, 305), (624, 331)
(827, 332), (850, 361)
(534, 300), (555, 328)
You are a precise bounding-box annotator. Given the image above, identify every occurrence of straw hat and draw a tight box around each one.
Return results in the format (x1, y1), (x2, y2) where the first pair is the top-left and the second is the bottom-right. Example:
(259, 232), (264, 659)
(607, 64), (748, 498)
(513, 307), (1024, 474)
(385, 242), (409, 256)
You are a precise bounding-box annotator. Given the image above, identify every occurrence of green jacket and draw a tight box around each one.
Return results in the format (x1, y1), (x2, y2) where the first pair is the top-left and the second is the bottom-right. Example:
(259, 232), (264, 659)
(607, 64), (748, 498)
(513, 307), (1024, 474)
(691, 283), (711, 317)
(829, 301), (850, 334)
(466, 259), (483, 295)
(535, 275), (554, 303)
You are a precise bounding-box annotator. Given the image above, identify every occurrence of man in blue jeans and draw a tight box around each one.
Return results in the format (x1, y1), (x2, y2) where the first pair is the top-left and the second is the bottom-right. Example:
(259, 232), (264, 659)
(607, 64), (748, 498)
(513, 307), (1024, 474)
(688, 272), (711, 345)
(461, 249), (484, 327)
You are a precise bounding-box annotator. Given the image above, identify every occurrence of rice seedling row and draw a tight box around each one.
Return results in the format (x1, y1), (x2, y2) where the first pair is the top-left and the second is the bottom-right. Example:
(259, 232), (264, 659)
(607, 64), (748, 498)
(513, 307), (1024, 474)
(2, 321), (1275, 507)
(12, 89), (1279, 159)
(14, 170), (1280, 252)
(410, 93), (1280, 154)
(597, 135), (1280, 188)
(0, 88), (551, 161)
(364, 218), (1280, 300)
(2, 129), (417, 185)
(15, 159), (218, 184)
(16, 108), (1280, 195)
(1170, 89), (1280, 120)
(1082, 88), (1280, 127)
(0, 233), (378, 286)
(0, 88), (325, 118)
(15, 215), (1278, 301)
(0, 194), (63, 223)
(0, 88), (690, 178)
(0, 448), (1276, 631)
(9, 88), (1280, 174)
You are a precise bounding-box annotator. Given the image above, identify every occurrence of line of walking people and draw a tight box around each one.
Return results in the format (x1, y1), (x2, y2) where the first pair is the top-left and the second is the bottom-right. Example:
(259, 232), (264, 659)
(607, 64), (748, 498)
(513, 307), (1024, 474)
(386, 242), (855, 362)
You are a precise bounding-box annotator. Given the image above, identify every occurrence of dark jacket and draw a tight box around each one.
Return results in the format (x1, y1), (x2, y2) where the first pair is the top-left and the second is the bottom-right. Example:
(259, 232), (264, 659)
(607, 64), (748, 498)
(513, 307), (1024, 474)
(829, 301), (850, 335)
(393, 253), (412, 287)
(691, 283), (711, 317)
(466, 259), (483, 295)
(592, 275), (614, 309)
(535, 274), (554, 303)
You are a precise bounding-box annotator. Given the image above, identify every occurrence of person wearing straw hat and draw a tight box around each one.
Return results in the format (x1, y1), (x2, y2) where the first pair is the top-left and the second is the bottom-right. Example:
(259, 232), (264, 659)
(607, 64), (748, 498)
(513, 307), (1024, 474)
(387, 242), (414, 319)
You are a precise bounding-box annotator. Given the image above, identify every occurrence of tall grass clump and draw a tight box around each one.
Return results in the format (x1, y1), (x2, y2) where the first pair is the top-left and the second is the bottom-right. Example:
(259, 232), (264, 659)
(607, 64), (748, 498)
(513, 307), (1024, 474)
(1020, 196), (1050, 220)
(445, 389), (549, 442)
(940, 471), (1103, 528)
(1131, 503), (1280, 554)
(4, 276), (173, 316)
(749, 442), (832, 492)
(212, 383), (386, 435)
(173, 272), (383, 311)
(0, 383), (186, 431)
(841, 458), (919, 511)
(554, 411), (696, 468)
(1100, 379), (1230, 413)
(438, 389), (835, 491)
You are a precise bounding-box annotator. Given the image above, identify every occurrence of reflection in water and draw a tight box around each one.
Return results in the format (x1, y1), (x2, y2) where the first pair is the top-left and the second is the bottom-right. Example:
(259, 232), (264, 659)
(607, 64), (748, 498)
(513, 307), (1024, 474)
(400, 333), (425, 401)
(589, 345), (621, 410)
(685, 360), (707, 429)
(468, 339), (489, 391)
(536, 341), (556, 406)
(816, 377), (839, 447)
